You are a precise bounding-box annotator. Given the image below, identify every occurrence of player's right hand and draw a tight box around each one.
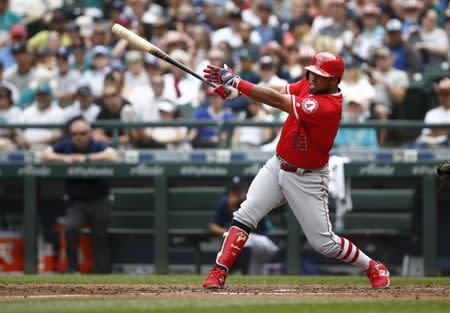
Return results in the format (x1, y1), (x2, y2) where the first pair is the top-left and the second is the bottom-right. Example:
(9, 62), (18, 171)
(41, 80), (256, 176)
(203, 64), (240, 88)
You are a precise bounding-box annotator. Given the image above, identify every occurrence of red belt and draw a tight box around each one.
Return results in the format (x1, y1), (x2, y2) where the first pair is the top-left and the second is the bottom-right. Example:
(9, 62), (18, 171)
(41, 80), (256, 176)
(279, 160), (312, 174)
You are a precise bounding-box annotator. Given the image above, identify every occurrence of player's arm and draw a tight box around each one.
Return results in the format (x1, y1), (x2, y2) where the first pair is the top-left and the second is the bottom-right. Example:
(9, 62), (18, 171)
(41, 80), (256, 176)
(204, 65), (292, 113)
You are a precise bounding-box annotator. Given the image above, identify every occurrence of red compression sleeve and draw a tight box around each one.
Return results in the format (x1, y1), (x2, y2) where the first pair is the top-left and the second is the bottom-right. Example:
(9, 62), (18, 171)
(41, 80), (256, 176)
(236, 80), (254, 95)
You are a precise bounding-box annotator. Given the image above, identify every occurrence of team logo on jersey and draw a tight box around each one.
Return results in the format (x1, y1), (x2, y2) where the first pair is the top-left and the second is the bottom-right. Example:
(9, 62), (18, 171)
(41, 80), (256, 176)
(301, 98), (319, 114)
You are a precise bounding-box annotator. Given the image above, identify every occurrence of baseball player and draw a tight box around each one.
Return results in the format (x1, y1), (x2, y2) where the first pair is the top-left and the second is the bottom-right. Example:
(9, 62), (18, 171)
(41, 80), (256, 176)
(201, 52), (390, 289)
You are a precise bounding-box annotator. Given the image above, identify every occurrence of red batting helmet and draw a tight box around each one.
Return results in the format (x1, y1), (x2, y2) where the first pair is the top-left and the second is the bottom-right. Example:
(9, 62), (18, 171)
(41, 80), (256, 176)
(304, 52), (345, 79)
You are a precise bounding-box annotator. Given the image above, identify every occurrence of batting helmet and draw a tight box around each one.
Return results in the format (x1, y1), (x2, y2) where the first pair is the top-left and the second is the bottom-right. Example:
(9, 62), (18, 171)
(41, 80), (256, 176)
(304, 52), (345, 79)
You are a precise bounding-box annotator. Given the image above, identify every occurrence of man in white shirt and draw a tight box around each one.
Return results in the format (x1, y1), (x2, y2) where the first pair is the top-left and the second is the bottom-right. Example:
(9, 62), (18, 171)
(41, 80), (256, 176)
(63, 86), (100, 123)
(22, 83), (64, 149)
(54, 47), (81, 107)
(122, 50), (149, 96)
(0, 86), (22, 150)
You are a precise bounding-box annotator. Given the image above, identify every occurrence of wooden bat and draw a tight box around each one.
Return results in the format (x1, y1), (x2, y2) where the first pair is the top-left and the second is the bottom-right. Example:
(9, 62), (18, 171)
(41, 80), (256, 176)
(111, 23), (216, 88)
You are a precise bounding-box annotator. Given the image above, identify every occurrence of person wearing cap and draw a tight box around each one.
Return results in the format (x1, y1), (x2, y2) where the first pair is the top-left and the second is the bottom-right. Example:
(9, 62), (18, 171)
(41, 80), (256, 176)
(202, 52), (391, 289)
(0, 23), (27, 70)
(185, 86), (234, 148)
(414, 77), (450, 148)
(42, 118), (117, 274)
(409, 9), (449, 68)
(21, 83), (64, 149)
(122, 50), (149, 96)
(128, 99), (188, 150)
(55, 47), (81, 107)
(0, 85), (23, 150)
(0, 61), (19, 103)
(208, 176), (278, 275)
(334, 95), (378, 149)
(79, 45), (111, 97)
(385, 18), (422, 74)
(3, 43), (36, 95)
(27, 11), (72, 51)
(238, 49), (260, 84)
(63, 85), (100, 123)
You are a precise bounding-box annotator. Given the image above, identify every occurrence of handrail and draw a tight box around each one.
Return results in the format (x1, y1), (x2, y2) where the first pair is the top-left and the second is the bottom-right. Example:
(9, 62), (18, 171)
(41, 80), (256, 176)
(1, 119), (450, 129)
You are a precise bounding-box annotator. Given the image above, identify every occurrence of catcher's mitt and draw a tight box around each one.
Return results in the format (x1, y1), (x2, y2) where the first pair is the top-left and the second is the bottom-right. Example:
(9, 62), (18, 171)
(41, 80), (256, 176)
(437, 160), (450, 188)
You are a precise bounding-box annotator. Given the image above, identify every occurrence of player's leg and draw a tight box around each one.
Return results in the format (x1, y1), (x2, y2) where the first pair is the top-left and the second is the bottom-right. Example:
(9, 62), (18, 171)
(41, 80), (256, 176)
(65, 202), (85, 272)
(282, 170), (390, 288)
(203, 156), (285, 288)
(86, 197), (112, 273)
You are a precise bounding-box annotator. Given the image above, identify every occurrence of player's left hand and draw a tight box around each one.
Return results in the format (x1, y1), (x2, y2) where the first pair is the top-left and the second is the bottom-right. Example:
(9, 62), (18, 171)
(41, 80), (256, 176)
(213, 85), (240, 100)
(204, 64), (240, 88)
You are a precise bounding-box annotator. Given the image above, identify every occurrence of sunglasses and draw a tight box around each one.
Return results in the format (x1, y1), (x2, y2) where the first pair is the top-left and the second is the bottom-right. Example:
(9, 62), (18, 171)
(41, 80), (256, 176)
(104, 93), (117, 98)
(71, 130), (89, 137)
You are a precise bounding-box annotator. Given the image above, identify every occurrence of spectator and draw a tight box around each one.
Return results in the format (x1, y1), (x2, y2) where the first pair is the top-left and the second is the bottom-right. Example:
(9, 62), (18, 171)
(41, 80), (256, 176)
(385, 18), (422, 74)
(0, 23), (27, 70)
(353, 3), (384, 62)
(340, 57), (375, 119)
(319, 0), (348, 53)
(63, 86), (100, 123)
(254, 2), (282, 45)
(54, 47), (81, 107)
(237, 49), (260, 84)
(27, 11), (71, 50)
(237, 21), (261, 61)
(409, 9), (449, 68)
(368, 47), (409, 145)
(71, 43), (90, 73)
(0, 86), (22, 150)
(164, 49), (200, 107)
(93, 84), (131, 146)
(208, 176), (278, 275)
(21, 83), (64, 149)
(3, 43), (35, 96)
(0, 61), (19, 103)
(128, 74), (175, 123)
(414, 77), (450, 148)
(41, 118), (117, 273)
(334, 96), (378, 150)
(369, 47), (409, 119)
(128, 100), (188, 150)
(0, 0), (21, 37)
(401, 0), (423, 39)
(122, 50), (149, 96)
(258, 55), (287, 113)
(79, 45), (111, 97)
(232, 100), (274, 149)
(186, 87), (234, 148)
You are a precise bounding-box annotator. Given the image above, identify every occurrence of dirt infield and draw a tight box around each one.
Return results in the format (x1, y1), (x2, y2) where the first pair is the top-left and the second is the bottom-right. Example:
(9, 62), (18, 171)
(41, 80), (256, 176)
(0, 283), (449, 300)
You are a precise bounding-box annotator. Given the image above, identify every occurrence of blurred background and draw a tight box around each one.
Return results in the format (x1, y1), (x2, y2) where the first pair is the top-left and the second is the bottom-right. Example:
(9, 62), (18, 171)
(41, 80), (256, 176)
(0, 0), (449, 277)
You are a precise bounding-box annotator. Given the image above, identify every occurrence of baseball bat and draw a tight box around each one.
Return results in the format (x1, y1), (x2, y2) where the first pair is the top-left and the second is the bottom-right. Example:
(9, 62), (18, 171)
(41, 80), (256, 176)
(111, 23), (216, 88)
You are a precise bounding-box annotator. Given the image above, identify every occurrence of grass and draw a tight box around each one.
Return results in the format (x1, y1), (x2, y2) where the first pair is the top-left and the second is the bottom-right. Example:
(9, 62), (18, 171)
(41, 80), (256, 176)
(0, 275), (449, 313)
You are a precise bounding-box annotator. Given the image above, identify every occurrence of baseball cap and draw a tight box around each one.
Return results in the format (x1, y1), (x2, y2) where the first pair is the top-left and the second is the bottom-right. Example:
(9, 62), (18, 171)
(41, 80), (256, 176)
(239, 49), (255, 62)
(125, 50), (142, 64)
(76, 85), (92, 96)
(260, 55), (274, 69)
(11, 43), (28, 54)
(227, 176), (247, 190)
(10, 23), (27, 38)
(158, 100), (177, 113)
(56, 47), (71, 58)
(35, 83), (52, 94)
(92, 45), (110, 57)
(386, 19), (402, 32)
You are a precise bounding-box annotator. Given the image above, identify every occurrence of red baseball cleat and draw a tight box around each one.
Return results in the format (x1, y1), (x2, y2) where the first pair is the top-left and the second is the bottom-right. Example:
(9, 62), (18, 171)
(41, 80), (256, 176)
(202, 266), (227, 289)
(365, 260), (390, 289)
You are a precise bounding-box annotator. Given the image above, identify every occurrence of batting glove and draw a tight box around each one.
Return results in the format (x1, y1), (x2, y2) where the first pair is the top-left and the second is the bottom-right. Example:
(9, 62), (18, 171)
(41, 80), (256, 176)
(213, 85), (241, 100)
(204, 64), (241, 88)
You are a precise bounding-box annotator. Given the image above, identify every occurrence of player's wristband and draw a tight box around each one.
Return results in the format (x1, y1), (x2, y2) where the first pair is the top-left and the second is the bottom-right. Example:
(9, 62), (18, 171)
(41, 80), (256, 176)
(236, 79), (254, 95)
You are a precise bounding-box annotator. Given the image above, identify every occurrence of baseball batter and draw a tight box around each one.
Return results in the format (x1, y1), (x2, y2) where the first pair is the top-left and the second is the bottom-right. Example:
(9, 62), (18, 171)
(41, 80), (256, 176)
(202, 52), (390, 289)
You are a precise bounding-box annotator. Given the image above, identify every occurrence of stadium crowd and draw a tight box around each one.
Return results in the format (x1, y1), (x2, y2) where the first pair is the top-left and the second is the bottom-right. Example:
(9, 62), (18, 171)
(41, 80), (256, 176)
(0, 0), (449, 151)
